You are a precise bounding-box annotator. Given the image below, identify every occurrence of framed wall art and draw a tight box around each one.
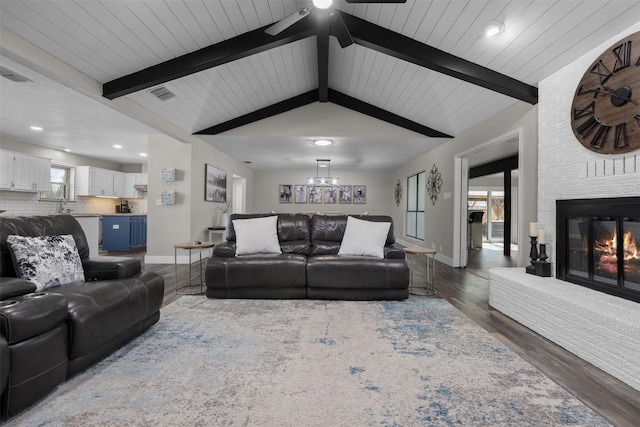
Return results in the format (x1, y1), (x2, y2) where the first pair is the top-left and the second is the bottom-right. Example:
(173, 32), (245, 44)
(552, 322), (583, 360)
(323, 186), (337, 204)
(279, 184), (292, 203)
(339, 185), (352, 204)
(353, 185), (366, 204)
(308, 186), (322, 204)
(294, 185), (308, 203)
(205, 164), (227, 203)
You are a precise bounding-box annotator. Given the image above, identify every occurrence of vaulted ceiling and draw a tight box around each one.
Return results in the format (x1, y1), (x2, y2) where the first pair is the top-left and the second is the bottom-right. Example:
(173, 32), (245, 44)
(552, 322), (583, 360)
(1, 1), (639, 170)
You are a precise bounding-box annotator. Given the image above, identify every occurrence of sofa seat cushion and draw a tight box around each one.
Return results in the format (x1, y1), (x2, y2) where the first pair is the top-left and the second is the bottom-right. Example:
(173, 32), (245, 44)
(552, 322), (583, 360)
(207, 253), (308, 289)
(307, 255), (410, 290)
(50, 272), (164, 360)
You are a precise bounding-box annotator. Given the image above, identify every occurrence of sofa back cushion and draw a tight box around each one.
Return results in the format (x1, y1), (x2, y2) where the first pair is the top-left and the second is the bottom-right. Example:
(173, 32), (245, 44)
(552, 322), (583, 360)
(310, 215), (396, 256)
(0, 215), (90, 278)
(226, 213), (312, 255)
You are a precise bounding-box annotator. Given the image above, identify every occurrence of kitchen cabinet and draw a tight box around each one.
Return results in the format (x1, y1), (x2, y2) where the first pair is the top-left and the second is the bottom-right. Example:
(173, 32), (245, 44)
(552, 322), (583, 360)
(0, 150), (51, 192)
(77, 166), (145, 198)
(123, 173), (147, 199)
(102, 215), (147, 251)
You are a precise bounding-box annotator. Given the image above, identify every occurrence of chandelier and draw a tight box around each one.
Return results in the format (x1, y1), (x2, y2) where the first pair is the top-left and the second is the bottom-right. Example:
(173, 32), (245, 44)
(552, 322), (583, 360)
(307, 159), (339, 186)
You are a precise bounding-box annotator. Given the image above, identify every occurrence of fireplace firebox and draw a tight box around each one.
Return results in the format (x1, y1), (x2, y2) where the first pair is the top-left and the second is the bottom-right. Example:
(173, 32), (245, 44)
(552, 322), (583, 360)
(556, 197), (640, 303)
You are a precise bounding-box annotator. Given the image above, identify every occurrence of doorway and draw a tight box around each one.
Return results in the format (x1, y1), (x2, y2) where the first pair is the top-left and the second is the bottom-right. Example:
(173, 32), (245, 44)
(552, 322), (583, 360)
(453, 129), (523, 268)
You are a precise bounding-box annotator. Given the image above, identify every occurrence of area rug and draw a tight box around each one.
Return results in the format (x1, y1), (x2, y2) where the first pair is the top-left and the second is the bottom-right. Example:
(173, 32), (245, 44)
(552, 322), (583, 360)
(6, 297), (609, 426)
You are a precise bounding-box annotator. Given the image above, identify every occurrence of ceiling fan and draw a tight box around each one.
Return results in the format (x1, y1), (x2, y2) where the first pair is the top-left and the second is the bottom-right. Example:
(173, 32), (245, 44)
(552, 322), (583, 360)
(265, 0), (406, 48)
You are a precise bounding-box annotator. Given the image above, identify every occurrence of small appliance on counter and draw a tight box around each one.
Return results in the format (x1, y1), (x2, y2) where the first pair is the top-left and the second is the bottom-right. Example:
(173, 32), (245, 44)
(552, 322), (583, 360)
(116, 200), (131, 213)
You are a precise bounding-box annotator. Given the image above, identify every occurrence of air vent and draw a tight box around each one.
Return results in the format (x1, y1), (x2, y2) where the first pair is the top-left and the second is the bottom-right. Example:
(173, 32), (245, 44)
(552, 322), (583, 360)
(0, 66), (32, 83)
(149, 86), (175, 101)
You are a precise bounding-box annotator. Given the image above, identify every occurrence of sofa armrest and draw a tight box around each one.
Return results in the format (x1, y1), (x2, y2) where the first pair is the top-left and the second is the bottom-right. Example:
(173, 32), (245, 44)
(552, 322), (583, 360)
(82, 256), (141, 281)
(384, 246), (406, 260)
(212, 242), (236, 258)
(0, 277), (37, 300)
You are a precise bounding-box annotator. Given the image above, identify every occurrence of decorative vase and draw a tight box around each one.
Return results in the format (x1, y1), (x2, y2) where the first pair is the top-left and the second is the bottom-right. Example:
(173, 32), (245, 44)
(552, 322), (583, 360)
(219, 213), (228, 227)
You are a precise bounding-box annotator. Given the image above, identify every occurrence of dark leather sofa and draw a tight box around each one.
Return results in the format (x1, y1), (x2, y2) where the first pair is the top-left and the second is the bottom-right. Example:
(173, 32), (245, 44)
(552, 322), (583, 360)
(205, 214), (409, 300)
(0, 215), (164, 419)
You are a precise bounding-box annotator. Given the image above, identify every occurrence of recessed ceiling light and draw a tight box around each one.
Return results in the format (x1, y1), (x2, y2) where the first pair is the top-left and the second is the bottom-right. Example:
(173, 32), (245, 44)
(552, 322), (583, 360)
(113, 144), (122, 149)
(30, 126), (43, 131)
(314, 139), (333, 146)
(313, 0), (332, 9)
(139, 153), (148, 157)
(484, 20), (504, 37)
(64, 148), (71, 152)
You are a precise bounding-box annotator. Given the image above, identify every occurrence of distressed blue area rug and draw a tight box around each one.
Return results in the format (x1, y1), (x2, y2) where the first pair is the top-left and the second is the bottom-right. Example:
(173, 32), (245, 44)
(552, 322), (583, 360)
(7, 297), (609, 426)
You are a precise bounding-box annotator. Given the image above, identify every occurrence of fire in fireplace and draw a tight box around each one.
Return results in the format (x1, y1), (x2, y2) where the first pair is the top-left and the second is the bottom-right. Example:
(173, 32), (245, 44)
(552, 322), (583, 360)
(557, 197), (640, 303)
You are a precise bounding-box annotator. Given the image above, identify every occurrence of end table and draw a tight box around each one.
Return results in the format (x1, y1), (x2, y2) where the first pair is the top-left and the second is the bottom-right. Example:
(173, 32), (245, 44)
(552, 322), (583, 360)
(403, 247), (437, 296)
(174, 241), (215, 295)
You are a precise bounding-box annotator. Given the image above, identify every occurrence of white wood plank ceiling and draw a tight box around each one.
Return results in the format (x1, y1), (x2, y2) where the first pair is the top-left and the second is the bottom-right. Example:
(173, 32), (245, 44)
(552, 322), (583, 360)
(1, 1), (639, 169)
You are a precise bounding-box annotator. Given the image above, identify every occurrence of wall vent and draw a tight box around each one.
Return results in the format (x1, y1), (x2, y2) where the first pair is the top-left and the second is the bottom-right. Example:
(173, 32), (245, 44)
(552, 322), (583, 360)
(149, 86), (175, 101)
(0, 66), (32, 83)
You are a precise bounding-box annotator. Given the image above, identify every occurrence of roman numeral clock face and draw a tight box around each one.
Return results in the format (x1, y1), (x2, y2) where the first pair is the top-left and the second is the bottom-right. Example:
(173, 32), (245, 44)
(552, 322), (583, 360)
(571, 31), (640, 154)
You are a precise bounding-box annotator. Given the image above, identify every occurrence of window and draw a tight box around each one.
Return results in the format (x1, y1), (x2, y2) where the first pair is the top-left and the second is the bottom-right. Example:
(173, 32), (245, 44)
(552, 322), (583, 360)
(406, 171), (425, 240)
(40, 165), (76, 201)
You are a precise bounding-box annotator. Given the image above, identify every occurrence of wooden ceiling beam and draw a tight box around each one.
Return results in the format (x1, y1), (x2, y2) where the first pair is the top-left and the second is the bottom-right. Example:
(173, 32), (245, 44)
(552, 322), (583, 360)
(316, 9), (331, 102)
(195, 90), (319, 135)
(328, 90), (452, 138)
(337, 11), (538, 105)
(102, 20), (315, 100)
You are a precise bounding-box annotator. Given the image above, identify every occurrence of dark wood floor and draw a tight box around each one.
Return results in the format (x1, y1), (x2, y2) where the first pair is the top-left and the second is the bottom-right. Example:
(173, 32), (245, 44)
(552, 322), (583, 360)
(120, 247), (640, 426)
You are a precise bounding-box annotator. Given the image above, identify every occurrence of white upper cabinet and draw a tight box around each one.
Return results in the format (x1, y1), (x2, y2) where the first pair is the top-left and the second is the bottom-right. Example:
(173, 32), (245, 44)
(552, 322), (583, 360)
(77, 166), (115, 197)
(77, 166), (146, 198)
(0, 150), (51, 192)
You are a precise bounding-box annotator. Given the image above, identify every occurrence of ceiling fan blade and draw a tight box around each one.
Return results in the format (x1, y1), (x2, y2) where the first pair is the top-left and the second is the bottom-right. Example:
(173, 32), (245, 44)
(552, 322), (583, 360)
(345, 0), (406, 3)
(265, 8), (311, 36)
(330, 12), (353, 48)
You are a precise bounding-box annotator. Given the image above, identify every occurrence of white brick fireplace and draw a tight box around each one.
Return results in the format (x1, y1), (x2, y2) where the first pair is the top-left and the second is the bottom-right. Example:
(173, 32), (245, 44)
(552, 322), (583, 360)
(490, 22), (640, 392)
(537, 22), (640, 267)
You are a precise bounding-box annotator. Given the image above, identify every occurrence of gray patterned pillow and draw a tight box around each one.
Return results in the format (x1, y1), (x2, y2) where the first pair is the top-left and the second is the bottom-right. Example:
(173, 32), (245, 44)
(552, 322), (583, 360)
(7, 234), (85, 291)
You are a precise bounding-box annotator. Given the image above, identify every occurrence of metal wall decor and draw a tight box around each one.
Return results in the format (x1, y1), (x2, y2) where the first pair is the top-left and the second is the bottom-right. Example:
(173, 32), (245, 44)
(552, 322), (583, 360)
(394, 179), (403, 207)
(426, 164), (443, 205)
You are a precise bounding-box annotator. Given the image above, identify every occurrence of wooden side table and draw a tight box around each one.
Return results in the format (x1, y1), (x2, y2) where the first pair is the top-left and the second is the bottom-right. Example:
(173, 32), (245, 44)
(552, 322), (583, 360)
(403, 247), (437, 296)
(174, 242), (215, 295)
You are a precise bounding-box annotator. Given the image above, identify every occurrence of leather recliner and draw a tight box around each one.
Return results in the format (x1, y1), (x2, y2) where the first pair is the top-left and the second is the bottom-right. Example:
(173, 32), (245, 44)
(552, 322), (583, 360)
(205, 214), (410, 300)
(0, 215), (164, 419)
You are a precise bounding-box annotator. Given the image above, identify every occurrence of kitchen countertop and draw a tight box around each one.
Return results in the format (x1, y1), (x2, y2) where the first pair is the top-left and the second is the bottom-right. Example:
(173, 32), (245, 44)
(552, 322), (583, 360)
(73, 213), (147, 217)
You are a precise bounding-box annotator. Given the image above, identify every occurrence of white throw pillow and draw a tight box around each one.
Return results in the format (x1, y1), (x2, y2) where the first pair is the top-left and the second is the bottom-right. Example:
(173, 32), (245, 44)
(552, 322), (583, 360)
(7, 234), (85, 291)
(338, 216), (391, 258)
(233, 216), (282, 256)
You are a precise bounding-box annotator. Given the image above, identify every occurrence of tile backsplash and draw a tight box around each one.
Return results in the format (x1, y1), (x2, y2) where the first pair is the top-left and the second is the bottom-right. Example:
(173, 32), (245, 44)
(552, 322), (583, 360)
(0, 191), (147, 217)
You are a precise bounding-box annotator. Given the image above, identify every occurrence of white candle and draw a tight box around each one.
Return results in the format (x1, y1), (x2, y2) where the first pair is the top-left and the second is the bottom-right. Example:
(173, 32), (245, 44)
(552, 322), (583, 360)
(538, 229), (546, 244)
(529, 222), (538, 237)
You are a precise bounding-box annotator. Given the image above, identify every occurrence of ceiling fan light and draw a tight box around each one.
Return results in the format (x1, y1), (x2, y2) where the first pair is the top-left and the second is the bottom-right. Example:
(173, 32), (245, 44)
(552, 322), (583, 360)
(484, 21), (504, 37)
(313, 0), (332, 9)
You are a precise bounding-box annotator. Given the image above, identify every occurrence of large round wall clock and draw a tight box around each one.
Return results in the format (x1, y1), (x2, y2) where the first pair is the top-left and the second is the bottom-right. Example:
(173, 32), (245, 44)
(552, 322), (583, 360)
(571, 31), (640, 154)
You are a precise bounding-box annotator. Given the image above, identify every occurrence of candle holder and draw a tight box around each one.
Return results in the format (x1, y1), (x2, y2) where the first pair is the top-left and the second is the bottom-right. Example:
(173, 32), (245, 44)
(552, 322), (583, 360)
(535, 243), (551, 277)
(526, 236), (538, 275)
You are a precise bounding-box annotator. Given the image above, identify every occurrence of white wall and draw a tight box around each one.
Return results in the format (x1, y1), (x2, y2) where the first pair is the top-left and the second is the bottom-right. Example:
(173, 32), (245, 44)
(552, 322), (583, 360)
(145, 135), (254, 263)
(252, 169), (393, 216)
(394, 102), (538, 267)
(538, 23), (640, 272)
